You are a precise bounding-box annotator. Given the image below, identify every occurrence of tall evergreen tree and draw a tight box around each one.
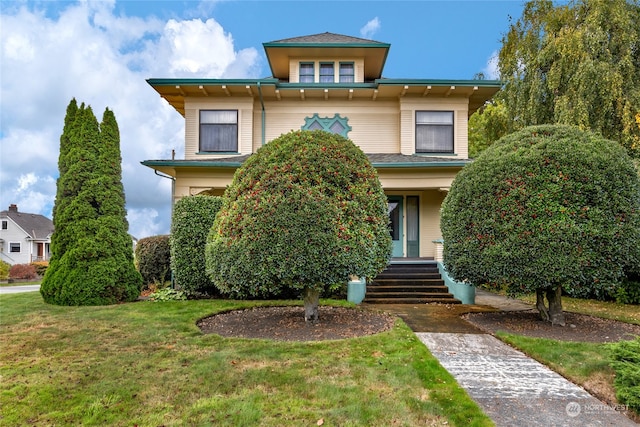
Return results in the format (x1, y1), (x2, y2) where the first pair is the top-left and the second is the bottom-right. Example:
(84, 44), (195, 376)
(41, 100), (142, 305)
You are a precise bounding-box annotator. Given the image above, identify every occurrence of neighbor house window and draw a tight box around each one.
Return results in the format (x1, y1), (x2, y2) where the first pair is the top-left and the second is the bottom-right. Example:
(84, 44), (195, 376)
(299, 62), (315, 83)
(1, 220), (6, 230)
(416, 111), (454, 153)
(319, 62), (334, 83)
(10, 242), (20, 253)
(339, 62), (354, 83)
(199, 110), (238, 152)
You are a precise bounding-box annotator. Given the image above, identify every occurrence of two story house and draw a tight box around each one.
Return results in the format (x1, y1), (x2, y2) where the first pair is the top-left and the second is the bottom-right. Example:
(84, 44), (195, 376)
(143, 32), (500, 261)
(0, 204), (53, 265)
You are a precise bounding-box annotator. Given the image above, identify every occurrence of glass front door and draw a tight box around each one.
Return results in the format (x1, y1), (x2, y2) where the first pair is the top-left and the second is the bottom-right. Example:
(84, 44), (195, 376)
(388, 196), (404, 257)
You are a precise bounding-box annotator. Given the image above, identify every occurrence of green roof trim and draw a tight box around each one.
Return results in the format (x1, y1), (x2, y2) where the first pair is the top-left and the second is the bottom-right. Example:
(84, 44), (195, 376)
(375, 78), (503, 87)
(146, 78), (279, 86)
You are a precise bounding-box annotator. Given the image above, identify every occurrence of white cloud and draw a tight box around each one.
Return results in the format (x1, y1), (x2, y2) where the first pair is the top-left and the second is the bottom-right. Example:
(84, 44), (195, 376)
(483, 50), (500, 80)
(0, 1), (261, 239)
(360, 17), (381, 39)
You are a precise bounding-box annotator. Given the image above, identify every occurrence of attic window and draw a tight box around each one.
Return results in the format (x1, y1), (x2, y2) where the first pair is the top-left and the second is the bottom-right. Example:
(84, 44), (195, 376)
(299, 63), (314, 83)
(302, 113), (351, 137)
(319, 63), (334, 83)
(1, 220), (6, 230)
(339, 63), (354, 83)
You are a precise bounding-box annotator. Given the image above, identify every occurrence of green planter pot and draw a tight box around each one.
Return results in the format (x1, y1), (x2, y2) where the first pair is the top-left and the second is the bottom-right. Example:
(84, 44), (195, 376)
(347, 277), (366, 304)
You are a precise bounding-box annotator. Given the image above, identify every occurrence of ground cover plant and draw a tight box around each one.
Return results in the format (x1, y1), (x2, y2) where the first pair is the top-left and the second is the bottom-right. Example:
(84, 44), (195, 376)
(0, 292), (492, 426)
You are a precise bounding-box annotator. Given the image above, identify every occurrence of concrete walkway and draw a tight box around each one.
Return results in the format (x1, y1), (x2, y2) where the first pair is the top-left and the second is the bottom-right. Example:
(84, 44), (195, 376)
(371, 290), (637, 426)
(0, 284), (40, 294)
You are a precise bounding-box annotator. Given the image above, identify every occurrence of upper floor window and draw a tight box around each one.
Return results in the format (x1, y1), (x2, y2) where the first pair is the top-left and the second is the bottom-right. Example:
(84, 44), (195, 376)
(299, 63), (315, 83)
(339, 63), (354, 83)
(319, 63), (334, 83)
(10, 242), (20, 253)
(1, 220), (7, 230)
(200, 110), (238, 153)
(416, 111), (454, 153)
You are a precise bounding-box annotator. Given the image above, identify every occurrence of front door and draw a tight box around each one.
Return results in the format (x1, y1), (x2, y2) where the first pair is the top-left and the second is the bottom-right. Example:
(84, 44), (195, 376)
(388, 196), (404, 257)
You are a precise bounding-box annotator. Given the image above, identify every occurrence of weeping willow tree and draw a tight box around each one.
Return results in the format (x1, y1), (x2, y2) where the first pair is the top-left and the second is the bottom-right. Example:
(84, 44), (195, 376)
(495, 0), (640, 157)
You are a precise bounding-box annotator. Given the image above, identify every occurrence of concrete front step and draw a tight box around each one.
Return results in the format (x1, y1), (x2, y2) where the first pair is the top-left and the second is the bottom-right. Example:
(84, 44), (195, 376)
(365, 297), (461, 304)
(375, 272), (442, 280)
(365, 261), (459, 304)
(368, 285), (450, 293)
(373, 279), (445, 287)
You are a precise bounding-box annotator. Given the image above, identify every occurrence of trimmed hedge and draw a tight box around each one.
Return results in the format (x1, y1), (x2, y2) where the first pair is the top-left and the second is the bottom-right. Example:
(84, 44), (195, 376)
(136, 235), (171, 287)
(170, 195), (222, 297)
(441, 125), (640, 299)
(206, 130), (392, 300)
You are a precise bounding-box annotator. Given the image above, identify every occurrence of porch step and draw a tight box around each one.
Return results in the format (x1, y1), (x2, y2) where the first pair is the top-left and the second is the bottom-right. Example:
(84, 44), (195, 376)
(365, 261), (460, 304)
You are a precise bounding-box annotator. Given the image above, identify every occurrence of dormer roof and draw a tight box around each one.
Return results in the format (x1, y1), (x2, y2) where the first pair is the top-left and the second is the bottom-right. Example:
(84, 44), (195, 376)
(263, 32), (390, 80)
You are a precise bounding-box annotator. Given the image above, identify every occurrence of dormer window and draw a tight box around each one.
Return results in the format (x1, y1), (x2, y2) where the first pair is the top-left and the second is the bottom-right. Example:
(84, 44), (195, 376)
(319, 63), (335, 83)
(339, 63), (354, 83)
(299, 63), (315, 83)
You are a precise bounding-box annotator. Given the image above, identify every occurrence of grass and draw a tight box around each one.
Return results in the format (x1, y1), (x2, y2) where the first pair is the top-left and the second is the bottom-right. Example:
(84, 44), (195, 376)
(516, 294), (640, 325)
(0, 292), (492, 426)
(495, 296), (640, 421)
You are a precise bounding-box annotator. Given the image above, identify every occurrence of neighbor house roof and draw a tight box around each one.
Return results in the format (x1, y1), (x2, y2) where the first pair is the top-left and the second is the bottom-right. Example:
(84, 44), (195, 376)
(0, 206), (54, 240)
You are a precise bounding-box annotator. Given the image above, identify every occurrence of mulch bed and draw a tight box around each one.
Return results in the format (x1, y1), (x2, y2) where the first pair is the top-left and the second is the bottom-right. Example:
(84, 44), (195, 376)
(197, 305), (397, 342)
(463, 309), (640, 343)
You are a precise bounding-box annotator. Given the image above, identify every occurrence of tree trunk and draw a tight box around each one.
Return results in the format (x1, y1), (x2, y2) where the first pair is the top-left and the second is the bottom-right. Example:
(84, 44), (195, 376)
(535, 286), (565, 326)
(303, 287), (320, 323)
(546, 285), (565, 326)
(535, 289), (550, 322)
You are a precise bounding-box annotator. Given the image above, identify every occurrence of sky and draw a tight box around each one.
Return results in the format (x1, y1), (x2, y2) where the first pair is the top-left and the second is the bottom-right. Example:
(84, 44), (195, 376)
(0, 0), (526, 240)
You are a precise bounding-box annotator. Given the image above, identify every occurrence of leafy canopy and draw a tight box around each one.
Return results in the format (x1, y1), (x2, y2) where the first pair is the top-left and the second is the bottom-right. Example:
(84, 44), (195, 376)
(441, 125), (640, 299)
(474, 0), (640, 157)
(206, 130), (391, 299)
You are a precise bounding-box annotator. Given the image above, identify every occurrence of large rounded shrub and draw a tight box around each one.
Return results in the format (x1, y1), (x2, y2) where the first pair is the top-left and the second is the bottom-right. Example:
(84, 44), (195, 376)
(170, 195), (222, 297)
(206, 130), (392, 321)
(441, 125), (640, 325)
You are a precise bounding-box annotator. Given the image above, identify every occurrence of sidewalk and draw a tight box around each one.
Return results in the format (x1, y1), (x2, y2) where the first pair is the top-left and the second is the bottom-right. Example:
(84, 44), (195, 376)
(371, 291), (637, 426)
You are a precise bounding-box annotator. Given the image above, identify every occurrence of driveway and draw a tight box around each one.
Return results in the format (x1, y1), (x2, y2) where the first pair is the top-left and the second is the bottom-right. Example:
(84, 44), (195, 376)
(0, 285), (40, 294)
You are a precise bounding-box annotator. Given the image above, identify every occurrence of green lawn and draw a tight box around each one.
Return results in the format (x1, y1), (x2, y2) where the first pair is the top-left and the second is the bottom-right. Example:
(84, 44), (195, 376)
(496, 296), (639, 421)
(0, 292), (492, 426)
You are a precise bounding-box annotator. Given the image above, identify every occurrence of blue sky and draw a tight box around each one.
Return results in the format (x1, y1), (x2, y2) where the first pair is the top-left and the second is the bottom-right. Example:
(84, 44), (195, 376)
(0, 0), (526, 239)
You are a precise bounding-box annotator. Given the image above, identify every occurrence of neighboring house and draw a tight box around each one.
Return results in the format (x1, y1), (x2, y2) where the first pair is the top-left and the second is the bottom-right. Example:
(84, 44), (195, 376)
(0, 204), (54, 265)
(142, 32), (501, 260)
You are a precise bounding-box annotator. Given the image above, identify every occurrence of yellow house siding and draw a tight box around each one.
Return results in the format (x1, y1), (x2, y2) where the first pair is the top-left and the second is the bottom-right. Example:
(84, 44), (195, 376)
(184, 108), (198, 159)
(420, 190), (447, 258)
(253, 100), (399, 153)
(173, 168), (237, 201)
(377, 168), (459, 191)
